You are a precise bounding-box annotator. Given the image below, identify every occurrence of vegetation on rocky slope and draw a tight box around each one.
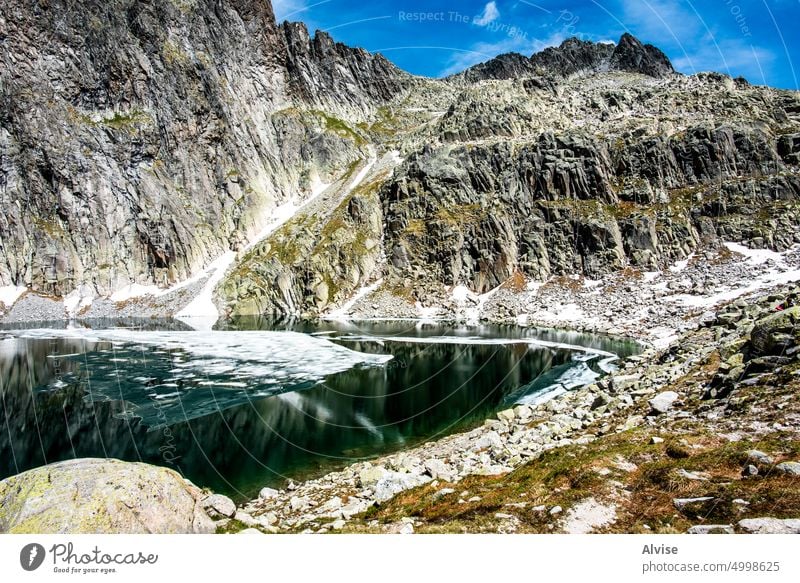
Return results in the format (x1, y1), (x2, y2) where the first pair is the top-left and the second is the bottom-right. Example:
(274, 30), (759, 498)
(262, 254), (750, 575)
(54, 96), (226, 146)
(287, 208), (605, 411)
(220, 283), (800, 535)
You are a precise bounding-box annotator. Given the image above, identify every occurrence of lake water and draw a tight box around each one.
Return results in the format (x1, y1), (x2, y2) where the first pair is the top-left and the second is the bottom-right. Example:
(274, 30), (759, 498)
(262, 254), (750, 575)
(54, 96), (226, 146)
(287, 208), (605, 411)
(0, 318), (637, 500)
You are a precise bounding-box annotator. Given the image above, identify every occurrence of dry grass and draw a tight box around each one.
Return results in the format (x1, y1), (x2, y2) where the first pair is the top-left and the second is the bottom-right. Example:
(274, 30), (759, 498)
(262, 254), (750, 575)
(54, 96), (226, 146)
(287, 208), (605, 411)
(500, 270), (527, 293)
(340, 429), (800, 534)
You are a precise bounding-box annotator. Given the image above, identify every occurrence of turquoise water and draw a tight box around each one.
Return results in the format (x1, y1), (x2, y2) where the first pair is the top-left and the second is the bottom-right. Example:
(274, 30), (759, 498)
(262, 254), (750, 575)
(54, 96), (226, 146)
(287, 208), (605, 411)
(0, 319), (637, 500)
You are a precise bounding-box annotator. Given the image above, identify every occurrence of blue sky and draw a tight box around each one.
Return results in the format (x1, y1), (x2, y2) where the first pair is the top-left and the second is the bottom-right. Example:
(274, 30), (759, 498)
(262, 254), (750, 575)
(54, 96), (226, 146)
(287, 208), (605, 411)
(272, 0), (800, 89)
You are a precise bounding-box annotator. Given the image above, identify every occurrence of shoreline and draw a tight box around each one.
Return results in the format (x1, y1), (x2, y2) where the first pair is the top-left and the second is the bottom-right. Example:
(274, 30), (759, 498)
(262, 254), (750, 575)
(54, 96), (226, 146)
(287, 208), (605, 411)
(2, 279), (799, 533)
(224, 280), (800, 534)
(2, 242), (798, 348)
(2, 244), (800, 534)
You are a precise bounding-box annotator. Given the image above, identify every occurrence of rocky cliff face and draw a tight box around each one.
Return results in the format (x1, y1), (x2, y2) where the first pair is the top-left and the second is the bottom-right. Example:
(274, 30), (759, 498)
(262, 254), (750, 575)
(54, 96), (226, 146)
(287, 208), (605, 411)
(1, 2), (799, 320)
(0, 0), (407, 298)
(384, 123), (800, 293)
(224, 64), (800, 316)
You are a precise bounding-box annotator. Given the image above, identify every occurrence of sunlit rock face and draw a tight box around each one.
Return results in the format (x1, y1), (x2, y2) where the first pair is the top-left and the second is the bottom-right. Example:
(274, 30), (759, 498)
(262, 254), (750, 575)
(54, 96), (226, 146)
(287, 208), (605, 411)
(0, 0), (408, 298)
(0, 458), (215, 533)
(2, 0), (799, 318)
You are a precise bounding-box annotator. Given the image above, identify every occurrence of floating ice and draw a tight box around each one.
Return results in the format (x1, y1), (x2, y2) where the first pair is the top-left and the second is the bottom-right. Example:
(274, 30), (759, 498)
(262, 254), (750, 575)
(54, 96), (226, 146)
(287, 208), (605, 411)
(10, 329), (393, 427)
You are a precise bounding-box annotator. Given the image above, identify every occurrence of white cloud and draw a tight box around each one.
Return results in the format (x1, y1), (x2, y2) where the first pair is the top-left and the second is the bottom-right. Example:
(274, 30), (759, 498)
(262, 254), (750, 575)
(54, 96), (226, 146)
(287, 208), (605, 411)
(474, 2), (501, 27)
(616, 0), (775, 84)
(272, 0), (311, 21)
(672, 37), (775, 84)
(617, 0), (701, 41)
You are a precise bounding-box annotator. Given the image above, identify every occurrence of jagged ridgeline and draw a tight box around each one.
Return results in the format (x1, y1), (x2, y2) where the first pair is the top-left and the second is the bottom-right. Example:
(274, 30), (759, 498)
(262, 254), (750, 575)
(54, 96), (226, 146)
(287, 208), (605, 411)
(1, 0), (799, 317)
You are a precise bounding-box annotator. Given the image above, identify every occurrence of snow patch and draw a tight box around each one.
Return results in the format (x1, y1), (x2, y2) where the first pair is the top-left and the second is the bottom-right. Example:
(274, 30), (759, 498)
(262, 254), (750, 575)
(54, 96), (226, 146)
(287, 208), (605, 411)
(242, 178), (331, 254)
(110, 283), (161, 303)
(669, 253), (695, 272)
(649, 326), (680, 349)
(451, 284), (503, 323)
(175, 251), (237, 323)
(451, 285), (471, 303)
(325, 279), (384, 321)
(63, 285), (95, 317)
(348, 156), (377, 192)
(642, 271), (661, 283)
(530, 303), (592, 325)
(668, 265), (800, 309)
(415, 302), (443, 320)
(724, 242), (785, 266)
(526, 281), (544, 293)
(557, 303), (585, 322)
(0, 285), (27, 308)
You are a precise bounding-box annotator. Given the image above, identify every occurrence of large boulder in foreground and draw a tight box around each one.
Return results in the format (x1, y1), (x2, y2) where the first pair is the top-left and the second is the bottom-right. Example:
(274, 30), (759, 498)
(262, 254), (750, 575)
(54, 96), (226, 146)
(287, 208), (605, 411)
(0, 459), (215, 534)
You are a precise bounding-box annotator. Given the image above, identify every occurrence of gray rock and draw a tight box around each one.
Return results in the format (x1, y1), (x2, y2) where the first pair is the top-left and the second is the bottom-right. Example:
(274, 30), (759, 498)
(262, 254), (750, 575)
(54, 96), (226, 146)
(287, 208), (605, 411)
(676, 469), (709, 481)
(317, 497), (344, 516)
(738, 518), (800, 534)
(673, 497), (716, 514)
(649, 391), (679, 414)
(385, 521), (414, 534)
(742, 464), (759, 477)
(424, 459), (455, 481)
(234, 511), (258, 528)
(340, 498), (374, 519)
(591, 392), (613, 410)
(746, 450), (774, 466)
(687, 524), (734, 534)
(256, 512), (278, 527)
(497, 409), (516, 423)
(432, 488), (456, 501)
(358, 465), (388, 488)
(289, 496), (312, 512)
(474, 430), (503, 451)
(203, 494), (237, 519)
(775, 462), (800, 476)
(750, 307), (800, 357)
(374, 472), (432, 502)
(513, 404), (533, 420)
(259, 487), (280, 500)
(0, 458), (214, 534)
(612, 375), (641, 392)
(619, 415), (645, 431)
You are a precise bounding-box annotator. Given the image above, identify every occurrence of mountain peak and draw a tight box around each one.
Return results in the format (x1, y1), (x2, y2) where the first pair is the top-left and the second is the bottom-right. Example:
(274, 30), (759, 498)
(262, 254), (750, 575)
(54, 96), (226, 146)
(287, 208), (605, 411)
(459, 33), (674, 82)
(611, 33), (674, 77)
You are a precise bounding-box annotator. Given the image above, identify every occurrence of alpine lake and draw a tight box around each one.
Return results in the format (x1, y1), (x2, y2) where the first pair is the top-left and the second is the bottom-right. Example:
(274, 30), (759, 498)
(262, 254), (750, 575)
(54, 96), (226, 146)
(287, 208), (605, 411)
(0, 318), (638, 501)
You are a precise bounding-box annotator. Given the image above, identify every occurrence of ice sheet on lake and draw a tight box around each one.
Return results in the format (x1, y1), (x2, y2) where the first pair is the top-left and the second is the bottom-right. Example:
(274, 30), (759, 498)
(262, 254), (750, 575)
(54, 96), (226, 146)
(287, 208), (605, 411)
(504, 353), (606, 407)
(9, 329), (393, 427)
(13, 329), (392, 379)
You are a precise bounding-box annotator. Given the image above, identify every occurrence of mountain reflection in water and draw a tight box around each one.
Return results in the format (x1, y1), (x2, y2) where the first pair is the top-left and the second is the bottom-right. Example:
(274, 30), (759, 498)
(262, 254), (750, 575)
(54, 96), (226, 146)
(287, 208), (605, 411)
(0, 319), (637, 499)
